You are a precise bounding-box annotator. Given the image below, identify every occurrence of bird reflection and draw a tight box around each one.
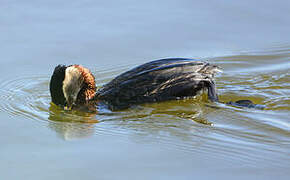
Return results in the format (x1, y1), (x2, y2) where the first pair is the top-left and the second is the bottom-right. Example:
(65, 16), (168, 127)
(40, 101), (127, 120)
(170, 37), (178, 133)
(48, 103), (98, 140)
(47, 97), (213, 141)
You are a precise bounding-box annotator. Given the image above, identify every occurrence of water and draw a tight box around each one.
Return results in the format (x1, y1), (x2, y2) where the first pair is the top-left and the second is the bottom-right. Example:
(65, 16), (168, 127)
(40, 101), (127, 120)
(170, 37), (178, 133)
(1, 1), (290, 179)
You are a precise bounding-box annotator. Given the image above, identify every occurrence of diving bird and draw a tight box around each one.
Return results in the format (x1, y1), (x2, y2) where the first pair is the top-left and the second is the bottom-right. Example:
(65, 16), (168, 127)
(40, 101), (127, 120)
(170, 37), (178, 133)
(49, 58), (263, 111)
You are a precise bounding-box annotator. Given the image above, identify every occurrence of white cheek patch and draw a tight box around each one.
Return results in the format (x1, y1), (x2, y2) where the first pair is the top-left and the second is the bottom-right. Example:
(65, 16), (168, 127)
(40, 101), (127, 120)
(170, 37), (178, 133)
(63, 66), (84, 104)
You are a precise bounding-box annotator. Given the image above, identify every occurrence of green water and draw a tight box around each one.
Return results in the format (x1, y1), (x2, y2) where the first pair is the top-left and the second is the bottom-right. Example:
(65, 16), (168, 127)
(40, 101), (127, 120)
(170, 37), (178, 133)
(0, 1), (289, 179)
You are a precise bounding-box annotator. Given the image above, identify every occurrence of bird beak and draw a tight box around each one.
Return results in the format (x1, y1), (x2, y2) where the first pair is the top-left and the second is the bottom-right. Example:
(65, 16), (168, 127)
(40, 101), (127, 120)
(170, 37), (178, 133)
(64, 97), (75, 110)
(64, 105), (72, 111)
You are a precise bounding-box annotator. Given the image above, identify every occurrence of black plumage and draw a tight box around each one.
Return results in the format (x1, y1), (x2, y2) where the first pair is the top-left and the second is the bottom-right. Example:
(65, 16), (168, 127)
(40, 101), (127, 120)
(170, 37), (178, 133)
(95, 58), (221, 110)
(49, 65), (67, 106)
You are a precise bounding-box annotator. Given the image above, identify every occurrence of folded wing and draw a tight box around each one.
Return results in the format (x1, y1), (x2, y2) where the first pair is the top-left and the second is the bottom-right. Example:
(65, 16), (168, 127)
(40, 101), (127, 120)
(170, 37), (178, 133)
(96, 58), (221, 110)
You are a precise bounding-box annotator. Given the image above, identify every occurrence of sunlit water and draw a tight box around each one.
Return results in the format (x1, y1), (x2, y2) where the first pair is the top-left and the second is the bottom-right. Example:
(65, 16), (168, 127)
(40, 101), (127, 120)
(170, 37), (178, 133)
(1, 49), (289, 175)
(1, 0), (290, 179)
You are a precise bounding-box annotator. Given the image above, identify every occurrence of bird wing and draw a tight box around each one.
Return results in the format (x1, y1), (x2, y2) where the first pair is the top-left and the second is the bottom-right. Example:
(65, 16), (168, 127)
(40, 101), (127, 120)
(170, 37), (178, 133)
(96, 58), (221, 110)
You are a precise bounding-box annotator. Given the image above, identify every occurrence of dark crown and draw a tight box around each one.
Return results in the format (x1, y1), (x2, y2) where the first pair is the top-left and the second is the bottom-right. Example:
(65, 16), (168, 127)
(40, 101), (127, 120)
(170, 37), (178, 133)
(50, 65), (67, 106)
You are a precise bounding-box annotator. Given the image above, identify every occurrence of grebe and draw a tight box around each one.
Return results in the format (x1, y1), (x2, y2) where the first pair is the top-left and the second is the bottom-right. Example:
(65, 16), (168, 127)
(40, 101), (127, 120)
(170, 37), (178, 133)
(49, 58), (263, 111)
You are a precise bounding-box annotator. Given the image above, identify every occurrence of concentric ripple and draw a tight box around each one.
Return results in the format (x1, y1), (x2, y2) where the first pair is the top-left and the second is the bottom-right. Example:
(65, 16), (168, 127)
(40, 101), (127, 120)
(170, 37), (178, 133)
(0, 76), (50, 121)
(0, 75), (102, 124)
(0, 54), (289, 147)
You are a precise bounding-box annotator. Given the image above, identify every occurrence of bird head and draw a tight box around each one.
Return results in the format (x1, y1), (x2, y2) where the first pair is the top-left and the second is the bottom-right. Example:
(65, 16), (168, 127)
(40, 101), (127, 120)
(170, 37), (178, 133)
(49, 64), (96, 110)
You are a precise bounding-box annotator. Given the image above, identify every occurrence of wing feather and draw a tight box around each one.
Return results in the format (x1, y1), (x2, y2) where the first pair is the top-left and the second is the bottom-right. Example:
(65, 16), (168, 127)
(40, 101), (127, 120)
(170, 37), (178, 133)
(96, 58), (221, 110)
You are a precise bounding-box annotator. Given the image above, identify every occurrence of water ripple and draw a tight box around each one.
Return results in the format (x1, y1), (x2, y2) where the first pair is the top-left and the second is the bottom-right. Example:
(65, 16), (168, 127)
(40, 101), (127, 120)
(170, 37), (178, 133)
(0, 76), (50, 121)
(0, 54), (289, 163)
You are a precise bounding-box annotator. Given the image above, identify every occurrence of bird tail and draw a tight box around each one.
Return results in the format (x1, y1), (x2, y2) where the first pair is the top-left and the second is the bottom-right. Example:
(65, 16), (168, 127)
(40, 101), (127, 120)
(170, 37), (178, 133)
(199, 64), (223, 75)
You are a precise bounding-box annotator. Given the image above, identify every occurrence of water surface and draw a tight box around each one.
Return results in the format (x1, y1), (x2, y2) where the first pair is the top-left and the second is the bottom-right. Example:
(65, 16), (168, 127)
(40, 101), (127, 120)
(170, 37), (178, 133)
(1, 0), (290, 179)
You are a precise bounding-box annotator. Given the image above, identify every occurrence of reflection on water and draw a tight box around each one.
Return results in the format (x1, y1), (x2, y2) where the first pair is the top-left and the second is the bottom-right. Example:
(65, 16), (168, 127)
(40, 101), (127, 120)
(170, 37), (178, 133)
(1, 0), (290, 178)
(48, 103), (98, 123)
(48, 104), (98, 140)
(48, 121), (95, 140)
(0, 47), (289, 131)
(0, 47), (289, 174)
